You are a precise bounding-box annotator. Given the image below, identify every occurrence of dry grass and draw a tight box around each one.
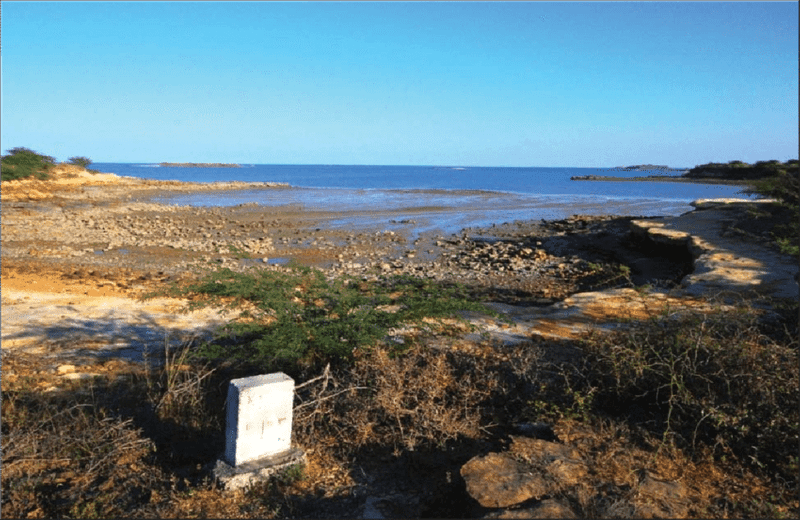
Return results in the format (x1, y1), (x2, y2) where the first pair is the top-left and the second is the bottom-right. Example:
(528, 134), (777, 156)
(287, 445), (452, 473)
(294, 343), (505, 454)
(3, 296), (797, 518)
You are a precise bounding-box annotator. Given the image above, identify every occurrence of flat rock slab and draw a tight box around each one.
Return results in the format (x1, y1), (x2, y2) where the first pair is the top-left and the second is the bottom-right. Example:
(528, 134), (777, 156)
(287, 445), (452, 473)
(461, 452), (549, 508)
(471, 289), (714, 341)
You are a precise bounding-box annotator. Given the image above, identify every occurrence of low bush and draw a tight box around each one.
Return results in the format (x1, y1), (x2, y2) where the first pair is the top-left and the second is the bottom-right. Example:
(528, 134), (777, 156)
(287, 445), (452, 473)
(293, 343), (507, 455)
(150, 266), (494, 376)
(1, 380), (158, 518)
(1, 147), (56, 181)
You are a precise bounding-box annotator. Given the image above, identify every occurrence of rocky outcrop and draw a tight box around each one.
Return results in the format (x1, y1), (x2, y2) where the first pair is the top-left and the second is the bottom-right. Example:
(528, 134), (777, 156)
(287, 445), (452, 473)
(631, 199), (798, 300)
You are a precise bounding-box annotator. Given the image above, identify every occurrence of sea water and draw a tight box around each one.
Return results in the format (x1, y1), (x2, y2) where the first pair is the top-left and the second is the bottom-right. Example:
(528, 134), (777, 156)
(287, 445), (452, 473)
(92, 163), (750, 235)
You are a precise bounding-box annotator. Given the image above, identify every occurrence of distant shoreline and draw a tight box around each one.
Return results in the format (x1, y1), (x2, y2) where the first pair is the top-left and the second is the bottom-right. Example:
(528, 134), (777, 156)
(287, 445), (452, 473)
(159, 162), (241, 168)
(571, 175), (753, 186)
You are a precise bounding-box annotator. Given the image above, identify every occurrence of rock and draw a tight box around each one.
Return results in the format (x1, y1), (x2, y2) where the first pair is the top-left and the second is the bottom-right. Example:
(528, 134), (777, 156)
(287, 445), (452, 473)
(630, 203), (799, 300)
(510, 437), (587, 486)
(460, 453), (548, 508)
(462, 437), (589, 510)
(546, 457), (587, 486)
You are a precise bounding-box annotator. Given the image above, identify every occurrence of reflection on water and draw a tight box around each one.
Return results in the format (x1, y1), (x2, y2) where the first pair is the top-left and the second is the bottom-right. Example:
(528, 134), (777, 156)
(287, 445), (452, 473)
(150, 185), (745, 237)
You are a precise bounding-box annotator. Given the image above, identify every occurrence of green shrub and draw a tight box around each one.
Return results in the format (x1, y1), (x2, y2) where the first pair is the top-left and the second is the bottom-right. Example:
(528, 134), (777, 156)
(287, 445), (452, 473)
(687, 159), (798, 182)
(1, 147), (56, 181)
(151, 266), (491, 375)
(745, 165), (799, 206)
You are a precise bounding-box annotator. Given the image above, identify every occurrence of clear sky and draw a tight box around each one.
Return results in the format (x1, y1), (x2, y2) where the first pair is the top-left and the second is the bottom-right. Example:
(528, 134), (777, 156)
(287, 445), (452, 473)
(1, 1), (797, 167)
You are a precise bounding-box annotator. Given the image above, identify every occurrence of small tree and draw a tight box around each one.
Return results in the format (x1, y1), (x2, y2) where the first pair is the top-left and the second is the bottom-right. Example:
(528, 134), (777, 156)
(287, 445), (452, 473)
(67, 156), (93, 168)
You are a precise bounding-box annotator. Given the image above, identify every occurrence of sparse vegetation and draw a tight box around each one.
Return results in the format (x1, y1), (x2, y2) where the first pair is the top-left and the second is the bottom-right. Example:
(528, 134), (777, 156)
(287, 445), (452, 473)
(1, 148), (101, 181)
(4, 276), (798, 517)
(572, 300), (799, 485)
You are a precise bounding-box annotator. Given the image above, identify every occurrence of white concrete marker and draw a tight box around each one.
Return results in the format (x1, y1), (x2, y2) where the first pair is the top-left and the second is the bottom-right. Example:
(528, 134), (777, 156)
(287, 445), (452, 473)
(212, 372), (306, 490)
(224, 372), (294, 466)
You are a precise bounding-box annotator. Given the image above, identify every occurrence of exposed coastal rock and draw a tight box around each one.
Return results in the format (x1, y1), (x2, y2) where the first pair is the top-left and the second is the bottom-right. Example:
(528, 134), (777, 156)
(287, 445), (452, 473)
(610, 164), (683, 172)
(631, 198), (798, 300)
(570, 174), (746, 184)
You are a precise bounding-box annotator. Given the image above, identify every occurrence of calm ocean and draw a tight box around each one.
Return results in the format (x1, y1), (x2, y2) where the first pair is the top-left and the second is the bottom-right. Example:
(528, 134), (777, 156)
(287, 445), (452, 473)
(92, 163), (750, 234)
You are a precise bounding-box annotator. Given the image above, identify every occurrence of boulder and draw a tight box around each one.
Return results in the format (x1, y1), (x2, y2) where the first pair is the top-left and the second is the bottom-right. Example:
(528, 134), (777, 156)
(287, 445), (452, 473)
(460, 453), (548, 508)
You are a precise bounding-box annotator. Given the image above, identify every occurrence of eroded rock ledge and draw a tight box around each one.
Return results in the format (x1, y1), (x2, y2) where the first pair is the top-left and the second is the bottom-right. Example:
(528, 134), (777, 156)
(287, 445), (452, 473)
(630, 198), (798, 300)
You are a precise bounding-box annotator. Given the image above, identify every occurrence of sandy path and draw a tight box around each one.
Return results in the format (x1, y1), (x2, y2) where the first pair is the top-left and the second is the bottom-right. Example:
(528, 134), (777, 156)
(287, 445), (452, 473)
(1, 271), (229, 366)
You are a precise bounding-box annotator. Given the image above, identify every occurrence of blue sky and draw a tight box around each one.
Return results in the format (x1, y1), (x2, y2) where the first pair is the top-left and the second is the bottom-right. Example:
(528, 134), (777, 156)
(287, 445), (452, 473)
(2, 1), (797, 167)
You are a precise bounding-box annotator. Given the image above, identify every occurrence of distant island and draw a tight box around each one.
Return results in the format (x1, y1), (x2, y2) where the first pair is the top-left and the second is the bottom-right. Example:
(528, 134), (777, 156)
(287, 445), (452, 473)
(159, 162), (241, 168)
(608, 164), (687, 173)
